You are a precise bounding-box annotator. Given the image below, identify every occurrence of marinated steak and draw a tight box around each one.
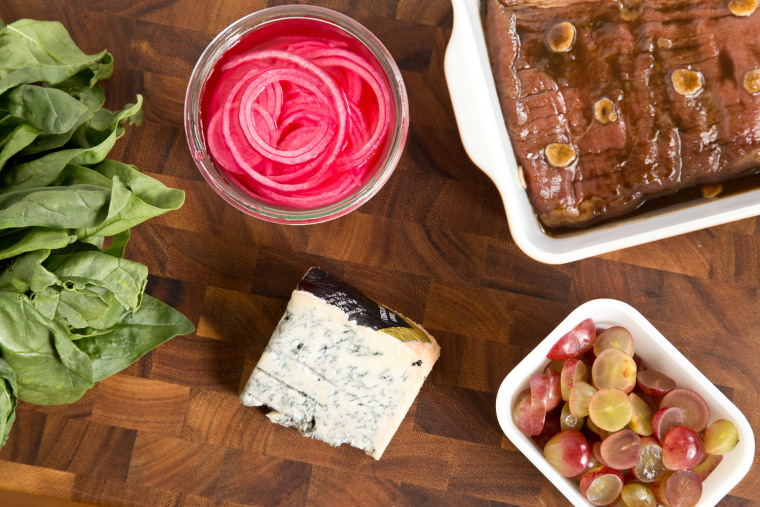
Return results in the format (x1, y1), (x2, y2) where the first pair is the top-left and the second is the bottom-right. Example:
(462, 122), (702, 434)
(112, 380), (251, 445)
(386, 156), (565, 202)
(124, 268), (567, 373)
(485, 0), (760, 228)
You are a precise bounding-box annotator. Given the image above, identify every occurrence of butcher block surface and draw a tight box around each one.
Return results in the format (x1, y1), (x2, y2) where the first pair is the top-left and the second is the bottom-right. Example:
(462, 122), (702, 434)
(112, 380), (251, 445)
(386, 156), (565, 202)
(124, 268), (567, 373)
(0, 0), (757, 506)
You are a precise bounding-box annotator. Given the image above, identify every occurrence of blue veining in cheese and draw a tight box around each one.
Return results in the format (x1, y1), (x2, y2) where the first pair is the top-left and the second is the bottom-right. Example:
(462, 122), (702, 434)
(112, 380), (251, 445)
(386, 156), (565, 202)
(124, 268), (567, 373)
(239, 268), (440, 459)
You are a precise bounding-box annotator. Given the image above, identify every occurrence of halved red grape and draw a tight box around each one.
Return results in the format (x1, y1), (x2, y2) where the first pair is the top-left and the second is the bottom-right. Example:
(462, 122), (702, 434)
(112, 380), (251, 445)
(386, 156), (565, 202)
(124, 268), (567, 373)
(631, 436), (667, 483)
(530, 373), (549, 436)
(579, 466), (624, 506)
(513, 388), (532, 436)
(628, 392), (654, 436)
(592, 348), (637, 393)
(652, 470), (702, 507)
(703, 419), (739, 455)
(588, 388), (633, 432)
(561, 358), (588, 401)
(662, 426), (704, 471)
(690, 453), (723, 481)
(544, 367), (562, 412)
(652, 406), (684, 443)
(600, 429), (641, 470)
(593, 326), (635, 356)
(547, 318), (596, 361)
(659, 389), (710, 432)
(637, 369), (676, 397)
(569, 380), (597, 418)
(543, 429), (590, 477)
(621, 482), (656, 507)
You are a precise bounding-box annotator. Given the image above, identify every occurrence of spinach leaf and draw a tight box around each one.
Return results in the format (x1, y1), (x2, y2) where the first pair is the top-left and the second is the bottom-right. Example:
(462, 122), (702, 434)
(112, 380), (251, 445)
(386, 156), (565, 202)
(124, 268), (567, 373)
(44, 249), (148, 311)
(20, 85), (105, 156)
(0, 96), (142, 191)
(0, 249), (57, 293)
(76, 295), (194, 382)
(0, 122), (40, 169)
(0, 357), (17, 446)
(0, 227), (75, 261)
(81, 160), (185, 238)
(0, 20), (112, 94)
(0, 291), (93, 405)
(0, 84), (88, 134)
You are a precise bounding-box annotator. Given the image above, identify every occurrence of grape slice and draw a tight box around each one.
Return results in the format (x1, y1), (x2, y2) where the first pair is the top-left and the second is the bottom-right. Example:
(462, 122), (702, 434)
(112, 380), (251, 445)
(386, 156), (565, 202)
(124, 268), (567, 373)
(588, 388), (633, 432)
(659, 389), (710, 432)
(628, 392), (654, 436)
(631, 436), (667, 483)
(544, 367), (562, 412)
(703, 419), (739, 455)
(652, 470), (702, 507)
(530, 373), (549, 436)
(690, 453), (723, 481)
(652, 406), (684, 443)
(561, 358), (588, 401)
(662, 426), (705, 471)
(579, 466), (624, 506)
(637, 369), (676, 397)
(543, 429), (590, 477)
(593, 326), (635, 356)
(621, 482), (656, 507)
(592, 348), (637, 393)
(560, 401), (584, 431)
(600, 429), (641, 470)
(512, 388), (533, 436)
(547, 318), (596, 360)
(569, 380), (597, 418)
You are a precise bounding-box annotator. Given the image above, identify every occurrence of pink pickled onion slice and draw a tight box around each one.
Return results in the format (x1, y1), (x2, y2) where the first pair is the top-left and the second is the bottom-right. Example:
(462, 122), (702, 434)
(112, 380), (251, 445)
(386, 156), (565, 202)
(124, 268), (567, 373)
(205, 35), (395, 209)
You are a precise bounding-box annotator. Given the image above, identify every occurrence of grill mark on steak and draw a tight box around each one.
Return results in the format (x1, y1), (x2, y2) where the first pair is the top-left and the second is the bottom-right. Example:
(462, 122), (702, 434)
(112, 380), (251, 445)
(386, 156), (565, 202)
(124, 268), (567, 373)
(485, 0), (760, 228)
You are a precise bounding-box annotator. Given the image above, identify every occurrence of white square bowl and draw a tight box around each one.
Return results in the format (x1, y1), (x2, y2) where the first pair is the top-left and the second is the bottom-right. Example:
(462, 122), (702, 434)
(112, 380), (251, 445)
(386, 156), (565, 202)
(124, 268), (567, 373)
(444, 0), (760, 264)
(495, 299), (755, 506)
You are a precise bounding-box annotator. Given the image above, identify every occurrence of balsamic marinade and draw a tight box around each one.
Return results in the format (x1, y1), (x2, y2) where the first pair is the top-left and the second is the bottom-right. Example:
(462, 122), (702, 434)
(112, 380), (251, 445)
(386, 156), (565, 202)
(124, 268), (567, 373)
(484, 0), (760, 232)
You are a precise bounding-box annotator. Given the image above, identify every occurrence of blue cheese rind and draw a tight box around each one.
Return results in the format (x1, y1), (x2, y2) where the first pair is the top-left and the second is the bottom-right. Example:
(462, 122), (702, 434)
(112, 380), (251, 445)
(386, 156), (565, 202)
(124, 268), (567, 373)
(240, 281), (440, 460)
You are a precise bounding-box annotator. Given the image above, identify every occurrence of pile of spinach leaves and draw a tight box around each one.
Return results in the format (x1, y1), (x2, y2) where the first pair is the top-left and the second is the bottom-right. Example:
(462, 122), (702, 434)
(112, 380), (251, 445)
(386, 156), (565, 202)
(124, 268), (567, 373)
(0, 18), (194, 446)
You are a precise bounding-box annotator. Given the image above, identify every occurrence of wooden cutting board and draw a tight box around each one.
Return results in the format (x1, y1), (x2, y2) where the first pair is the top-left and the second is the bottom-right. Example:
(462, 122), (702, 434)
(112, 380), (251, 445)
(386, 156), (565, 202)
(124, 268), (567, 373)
(0, 0), (757, 505)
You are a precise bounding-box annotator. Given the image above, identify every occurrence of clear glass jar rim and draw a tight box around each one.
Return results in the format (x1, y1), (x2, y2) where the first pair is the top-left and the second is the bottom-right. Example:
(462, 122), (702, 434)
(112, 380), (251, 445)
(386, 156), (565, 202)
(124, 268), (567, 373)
(184, 5), (409, 224)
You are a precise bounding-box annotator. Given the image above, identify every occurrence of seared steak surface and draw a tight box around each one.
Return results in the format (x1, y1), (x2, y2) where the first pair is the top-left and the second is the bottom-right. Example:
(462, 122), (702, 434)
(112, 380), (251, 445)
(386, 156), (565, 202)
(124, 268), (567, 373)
(485, 0), (760, 228)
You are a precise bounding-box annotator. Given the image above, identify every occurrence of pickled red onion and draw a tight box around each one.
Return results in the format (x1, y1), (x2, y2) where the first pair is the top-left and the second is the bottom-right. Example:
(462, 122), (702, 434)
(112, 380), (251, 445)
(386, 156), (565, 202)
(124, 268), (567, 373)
(205, 33), (393, 209)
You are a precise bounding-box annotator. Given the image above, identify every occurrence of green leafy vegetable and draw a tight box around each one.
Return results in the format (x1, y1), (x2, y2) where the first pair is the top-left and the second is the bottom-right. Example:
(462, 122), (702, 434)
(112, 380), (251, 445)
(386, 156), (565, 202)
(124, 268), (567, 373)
(0, 18), (194, 445)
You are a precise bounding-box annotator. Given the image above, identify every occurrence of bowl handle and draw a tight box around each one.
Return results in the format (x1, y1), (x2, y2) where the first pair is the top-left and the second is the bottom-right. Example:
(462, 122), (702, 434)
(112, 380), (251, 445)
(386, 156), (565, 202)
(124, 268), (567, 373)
(444, 0), (508, 180)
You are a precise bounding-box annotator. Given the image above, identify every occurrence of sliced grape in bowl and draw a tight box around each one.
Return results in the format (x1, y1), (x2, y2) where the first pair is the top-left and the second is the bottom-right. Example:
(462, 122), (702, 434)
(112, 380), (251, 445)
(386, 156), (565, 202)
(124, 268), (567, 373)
(496, 299), (754, 507)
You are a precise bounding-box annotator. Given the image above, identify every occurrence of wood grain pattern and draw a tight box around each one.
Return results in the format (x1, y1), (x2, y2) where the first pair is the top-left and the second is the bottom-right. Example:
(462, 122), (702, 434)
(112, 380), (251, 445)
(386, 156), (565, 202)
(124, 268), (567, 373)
(0, 0), (758, 505)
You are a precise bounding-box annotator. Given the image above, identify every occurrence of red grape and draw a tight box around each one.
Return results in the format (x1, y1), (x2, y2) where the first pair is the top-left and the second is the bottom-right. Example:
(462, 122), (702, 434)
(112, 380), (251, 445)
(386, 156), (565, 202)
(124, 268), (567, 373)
(637, 369), (676, 397)
(631, 436), (667, 483)
(530, 373), (549, 436)
(561, 358), (588, 401)
(512, 388), (532, 436)
(543, 429), (591, 477)
(544, 367), (562, 412)
(662, 426), (705, 471)
(690, 453), (723, 481)
(579, 466), (624, 506)
(659, 389), (710, 433)
(593, 326), (635, 356)
(652, 406), (684, 443)
(703, 419), (739, 455)
(652, 470), (702, 507)
(600, 429), (641, 470)
(547, 318), (596, 361)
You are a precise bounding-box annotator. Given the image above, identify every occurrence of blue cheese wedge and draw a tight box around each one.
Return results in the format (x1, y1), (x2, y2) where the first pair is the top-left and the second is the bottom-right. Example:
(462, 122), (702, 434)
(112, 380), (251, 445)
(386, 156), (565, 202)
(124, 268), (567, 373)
(240, 267), (440, 459)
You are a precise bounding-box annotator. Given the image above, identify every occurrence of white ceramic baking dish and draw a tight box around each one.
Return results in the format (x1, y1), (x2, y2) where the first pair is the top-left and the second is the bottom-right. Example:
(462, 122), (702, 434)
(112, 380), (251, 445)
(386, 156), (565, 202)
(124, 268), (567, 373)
(495, 299), (755, 506)
(444, 0), (760, 264)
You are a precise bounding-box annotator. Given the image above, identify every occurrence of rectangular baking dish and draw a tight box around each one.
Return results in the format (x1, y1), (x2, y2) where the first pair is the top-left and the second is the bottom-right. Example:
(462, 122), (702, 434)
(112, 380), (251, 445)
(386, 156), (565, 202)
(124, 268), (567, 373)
(444, 0), (760, 264)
